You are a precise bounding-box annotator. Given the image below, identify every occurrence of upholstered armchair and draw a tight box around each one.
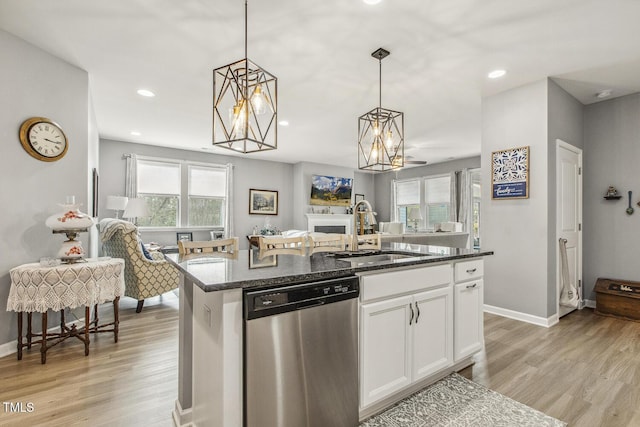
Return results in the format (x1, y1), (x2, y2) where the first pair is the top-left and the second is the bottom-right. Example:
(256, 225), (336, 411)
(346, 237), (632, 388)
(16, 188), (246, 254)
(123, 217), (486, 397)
(99, 218), (179, 313)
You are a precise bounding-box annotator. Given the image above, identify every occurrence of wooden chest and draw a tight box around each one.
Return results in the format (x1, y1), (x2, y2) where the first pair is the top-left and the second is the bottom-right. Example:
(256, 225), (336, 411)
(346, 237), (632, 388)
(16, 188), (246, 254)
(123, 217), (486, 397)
(594, 277), (640, 322)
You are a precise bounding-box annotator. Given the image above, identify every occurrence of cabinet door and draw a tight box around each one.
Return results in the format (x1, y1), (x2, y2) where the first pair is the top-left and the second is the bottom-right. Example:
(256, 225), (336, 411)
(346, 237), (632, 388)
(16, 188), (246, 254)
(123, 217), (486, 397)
(360, 295), (413, 408)
(412, 287), (453, 381)
(454, 279), (484, 361)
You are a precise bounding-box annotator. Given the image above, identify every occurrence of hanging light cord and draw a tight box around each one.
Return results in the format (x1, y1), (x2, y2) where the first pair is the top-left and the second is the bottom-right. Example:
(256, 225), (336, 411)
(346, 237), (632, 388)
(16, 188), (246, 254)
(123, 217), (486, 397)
(244, 0), (248, 59)
(378, 57), (382, 110)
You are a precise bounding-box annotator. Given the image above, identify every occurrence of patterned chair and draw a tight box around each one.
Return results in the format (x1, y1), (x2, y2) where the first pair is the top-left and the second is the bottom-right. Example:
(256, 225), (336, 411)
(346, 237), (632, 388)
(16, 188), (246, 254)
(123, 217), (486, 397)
(99, 219), (179, 313)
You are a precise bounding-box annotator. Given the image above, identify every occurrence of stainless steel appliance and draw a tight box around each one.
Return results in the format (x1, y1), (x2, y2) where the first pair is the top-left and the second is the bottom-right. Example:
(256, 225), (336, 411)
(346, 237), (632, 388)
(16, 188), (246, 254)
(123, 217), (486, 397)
(244, 276), (360, 427)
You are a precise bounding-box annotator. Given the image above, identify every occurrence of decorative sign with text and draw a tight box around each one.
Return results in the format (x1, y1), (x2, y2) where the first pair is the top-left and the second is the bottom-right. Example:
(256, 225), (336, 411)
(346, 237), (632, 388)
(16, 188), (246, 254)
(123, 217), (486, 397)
(492, 146), (529, 199)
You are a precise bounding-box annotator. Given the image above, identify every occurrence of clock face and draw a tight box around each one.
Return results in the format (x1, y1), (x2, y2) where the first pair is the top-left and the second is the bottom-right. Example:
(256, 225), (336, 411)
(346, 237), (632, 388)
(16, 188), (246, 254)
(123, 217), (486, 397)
(19, 117), (68, 161)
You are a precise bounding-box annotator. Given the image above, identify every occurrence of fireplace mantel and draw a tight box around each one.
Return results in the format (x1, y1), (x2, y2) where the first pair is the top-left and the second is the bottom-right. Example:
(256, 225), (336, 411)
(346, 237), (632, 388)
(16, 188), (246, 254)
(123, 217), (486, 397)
(305, 214), (352, 235)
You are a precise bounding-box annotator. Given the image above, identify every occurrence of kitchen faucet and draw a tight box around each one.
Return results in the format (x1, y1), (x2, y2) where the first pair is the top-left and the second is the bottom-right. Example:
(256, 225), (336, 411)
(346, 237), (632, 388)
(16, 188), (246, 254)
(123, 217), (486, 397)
(351, 200), (377, 251)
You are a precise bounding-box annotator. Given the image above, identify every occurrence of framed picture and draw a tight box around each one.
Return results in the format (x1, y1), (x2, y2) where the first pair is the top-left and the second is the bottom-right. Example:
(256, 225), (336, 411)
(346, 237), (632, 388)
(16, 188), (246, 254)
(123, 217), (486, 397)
(176, 232), (193, 243)
(491, 146), (530, 199)
(355, 193), (365, 203)
(249, 250), (278, 269)
(249, 189), (278, 215)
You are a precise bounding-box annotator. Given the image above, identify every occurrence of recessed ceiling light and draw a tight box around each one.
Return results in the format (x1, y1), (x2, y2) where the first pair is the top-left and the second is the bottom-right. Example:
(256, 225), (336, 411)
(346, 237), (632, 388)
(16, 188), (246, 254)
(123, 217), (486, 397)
(595, 89), (612, 99)
(363, 0), (382, 4)
(137, 89), (155, 97)
(488, 69), (506, 79)
(130, 131), (141, 136)
(278, 120), (289, 126)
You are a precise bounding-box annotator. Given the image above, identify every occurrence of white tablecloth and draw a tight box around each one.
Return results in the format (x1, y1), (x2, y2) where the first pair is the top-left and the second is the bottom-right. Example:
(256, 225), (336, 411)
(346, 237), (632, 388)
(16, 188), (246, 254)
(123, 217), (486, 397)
(7, 258), (125, 313)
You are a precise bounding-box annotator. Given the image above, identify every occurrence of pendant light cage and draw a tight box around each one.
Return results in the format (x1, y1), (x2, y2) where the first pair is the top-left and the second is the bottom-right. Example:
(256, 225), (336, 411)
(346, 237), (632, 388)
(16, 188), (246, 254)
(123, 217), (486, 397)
(213, 59), (277, 153)
(212, 0), (277, 153)
(358, 48), (404, 171)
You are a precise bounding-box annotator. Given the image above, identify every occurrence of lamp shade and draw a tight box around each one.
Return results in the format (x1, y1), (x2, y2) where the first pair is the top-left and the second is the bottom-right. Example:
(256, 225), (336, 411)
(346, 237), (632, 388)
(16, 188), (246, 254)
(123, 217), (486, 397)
(408, 208), (423, 221)
(106, 195), (128, 211)
(122, 198), (149, 219)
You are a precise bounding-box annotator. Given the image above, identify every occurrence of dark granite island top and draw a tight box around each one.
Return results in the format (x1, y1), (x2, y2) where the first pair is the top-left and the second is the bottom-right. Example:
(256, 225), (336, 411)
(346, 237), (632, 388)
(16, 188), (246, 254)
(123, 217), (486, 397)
(164, 242), (493, 293)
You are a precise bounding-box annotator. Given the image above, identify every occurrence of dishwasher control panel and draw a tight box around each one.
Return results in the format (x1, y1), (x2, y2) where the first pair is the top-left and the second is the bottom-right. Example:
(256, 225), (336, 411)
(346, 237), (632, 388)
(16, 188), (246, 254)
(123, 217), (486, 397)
(244, 276), (359, 320)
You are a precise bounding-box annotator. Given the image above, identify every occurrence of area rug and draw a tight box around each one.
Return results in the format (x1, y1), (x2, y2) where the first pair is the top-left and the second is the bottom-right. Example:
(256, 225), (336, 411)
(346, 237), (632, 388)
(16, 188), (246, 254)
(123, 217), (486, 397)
(360, 373), (566, 427)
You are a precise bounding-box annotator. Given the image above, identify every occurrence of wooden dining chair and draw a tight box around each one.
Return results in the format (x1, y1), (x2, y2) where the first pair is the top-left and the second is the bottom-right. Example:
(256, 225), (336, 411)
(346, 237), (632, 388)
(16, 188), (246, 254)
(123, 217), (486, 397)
(308, 233), (346, 253)
(257, 236), (306, 256)
(178, 237), (239, 255)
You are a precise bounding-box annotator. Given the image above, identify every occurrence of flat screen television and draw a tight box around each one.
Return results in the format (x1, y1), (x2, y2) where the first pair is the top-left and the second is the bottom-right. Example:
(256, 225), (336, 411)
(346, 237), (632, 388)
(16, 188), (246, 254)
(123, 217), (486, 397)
(310, 175), (353, 207)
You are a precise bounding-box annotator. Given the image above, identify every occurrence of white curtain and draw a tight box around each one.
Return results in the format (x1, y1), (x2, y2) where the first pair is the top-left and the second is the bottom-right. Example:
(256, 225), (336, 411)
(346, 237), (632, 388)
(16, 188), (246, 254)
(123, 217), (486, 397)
(449, 171), (457, 222)
(458, 169), (470, 230)
(225, 163), (234, 238)
(124, 153), (137, 198)
(390, 179), (397, 222)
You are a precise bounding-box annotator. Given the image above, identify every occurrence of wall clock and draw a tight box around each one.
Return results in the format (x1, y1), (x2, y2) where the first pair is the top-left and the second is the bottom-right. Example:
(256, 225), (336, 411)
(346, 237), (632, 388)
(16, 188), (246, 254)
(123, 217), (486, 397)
(19, 117), (68, 162)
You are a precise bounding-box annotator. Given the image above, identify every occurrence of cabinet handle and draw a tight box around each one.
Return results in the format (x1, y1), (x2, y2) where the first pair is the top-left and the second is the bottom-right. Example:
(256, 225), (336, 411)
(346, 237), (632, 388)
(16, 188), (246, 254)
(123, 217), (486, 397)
(466, 283), (478, 289)
(409, 303), (414, 325)
(466, 268), (477, 273)
(415, 301), (421, 324)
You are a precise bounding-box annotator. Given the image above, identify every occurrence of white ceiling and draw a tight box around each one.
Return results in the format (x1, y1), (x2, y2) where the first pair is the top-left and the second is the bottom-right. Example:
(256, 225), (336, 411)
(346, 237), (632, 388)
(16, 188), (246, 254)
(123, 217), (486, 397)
(2, 0), (640, 168)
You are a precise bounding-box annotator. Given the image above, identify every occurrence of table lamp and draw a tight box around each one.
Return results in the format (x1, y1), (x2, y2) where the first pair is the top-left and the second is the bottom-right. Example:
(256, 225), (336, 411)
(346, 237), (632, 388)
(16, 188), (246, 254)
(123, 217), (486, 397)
(106, 195), (128, 219)
(408, 207), (423, 231)
(123, 197), (149, 225)
(45, 196), (94, 262)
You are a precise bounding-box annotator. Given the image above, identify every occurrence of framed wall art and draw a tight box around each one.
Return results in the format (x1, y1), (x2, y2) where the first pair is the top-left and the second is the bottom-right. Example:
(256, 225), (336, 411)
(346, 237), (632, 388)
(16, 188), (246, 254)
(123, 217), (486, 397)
(491, 146), (530, 199)
(249, 189), (278, 215)
(176, 232), (193, 243)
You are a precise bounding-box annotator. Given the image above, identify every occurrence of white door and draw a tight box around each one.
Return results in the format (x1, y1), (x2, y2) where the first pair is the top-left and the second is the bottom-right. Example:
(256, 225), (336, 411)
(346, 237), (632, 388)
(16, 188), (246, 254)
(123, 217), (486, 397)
(360, 295), (413, 408)
(412, 287), (453, 381)
(556, 140), (582, 317)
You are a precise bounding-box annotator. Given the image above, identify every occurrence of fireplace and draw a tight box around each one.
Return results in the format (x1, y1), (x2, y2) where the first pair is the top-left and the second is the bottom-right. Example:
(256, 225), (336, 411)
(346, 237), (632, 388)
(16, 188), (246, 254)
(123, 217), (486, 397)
(305, 214), (352, 235)
(315, 225), (346, 234)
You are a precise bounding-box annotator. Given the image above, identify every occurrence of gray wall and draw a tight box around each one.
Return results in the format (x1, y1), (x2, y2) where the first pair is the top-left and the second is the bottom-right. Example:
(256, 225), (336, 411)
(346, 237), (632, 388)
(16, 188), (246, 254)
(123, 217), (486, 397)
(0, 29), (95, 354)
(481, 79), (550, 318)
(100, 139), (295, 250)
(583, 93), (640, 300)
(373, 157), (481, 222)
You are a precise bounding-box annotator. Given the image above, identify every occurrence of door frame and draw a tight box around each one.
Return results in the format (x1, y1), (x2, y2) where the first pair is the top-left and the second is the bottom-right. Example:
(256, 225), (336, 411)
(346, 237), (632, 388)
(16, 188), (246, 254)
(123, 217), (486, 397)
(555, 139), (583, 317)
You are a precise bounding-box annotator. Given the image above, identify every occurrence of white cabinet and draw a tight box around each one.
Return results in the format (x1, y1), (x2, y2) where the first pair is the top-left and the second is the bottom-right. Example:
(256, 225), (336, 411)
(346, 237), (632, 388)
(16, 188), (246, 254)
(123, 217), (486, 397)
(453, 259), (484, 362)
(359, 265), (454, 408)
(412, 287), (453, 381)
(360, 295), (413, 407)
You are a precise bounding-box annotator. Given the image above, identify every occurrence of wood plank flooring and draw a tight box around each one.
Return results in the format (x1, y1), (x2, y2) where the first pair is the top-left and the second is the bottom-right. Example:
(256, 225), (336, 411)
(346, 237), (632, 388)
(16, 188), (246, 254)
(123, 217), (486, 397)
(0, 293), (179, 427)
(1, 298), (639, 426)
(459, 309), (640, 427)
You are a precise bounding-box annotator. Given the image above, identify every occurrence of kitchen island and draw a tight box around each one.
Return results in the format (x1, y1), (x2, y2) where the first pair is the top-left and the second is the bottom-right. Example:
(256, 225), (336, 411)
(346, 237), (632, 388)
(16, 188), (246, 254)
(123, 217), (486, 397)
(166, 242), (493, 427)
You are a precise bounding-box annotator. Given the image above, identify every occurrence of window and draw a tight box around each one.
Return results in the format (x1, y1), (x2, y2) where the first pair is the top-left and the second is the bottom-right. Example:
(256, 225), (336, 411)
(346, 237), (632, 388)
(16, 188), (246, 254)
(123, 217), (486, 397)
(424, 176), (451, 231)
(393, 174), (452, 231)
(134, 157), (228, 229)
(395, 179), (420, 230)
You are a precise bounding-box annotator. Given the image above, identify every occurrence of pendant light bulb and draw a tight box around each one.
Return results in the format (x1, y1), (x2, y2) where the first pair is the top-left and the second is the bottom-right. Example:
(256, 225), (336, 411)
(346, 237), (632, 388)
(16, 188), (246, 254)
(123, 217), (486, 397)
(385, 129), (393, 150)
(230, 100), (248, 139)
(373, 120), (381, 136)
(250, 84), (268, 115)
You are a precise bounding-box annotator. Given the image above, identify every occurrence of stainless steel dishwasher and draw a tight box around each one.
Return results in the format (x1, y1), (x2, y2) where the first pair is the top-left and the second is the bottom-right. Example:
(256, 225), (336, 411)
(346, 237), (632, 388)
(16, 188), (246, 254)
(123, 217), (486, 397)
(244, 276), (360, 427)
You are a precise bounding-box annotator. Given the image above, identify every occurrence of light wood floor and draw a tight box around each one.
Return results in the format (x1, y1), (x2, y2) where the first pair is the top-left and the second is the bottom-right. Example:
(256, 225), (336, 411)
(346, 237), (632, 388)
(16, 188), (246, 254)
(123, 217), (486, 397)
(2, 300), (640, 426)
(0, 293), (179, 427)
(459, 308), (640, 427)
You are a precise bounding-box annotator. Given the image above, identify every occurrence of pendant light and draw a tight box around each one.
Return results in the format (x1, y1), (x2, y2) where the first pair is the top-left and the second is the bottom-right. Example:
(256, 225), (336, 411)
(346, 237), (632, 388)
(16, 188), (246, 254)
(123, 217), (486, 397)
(213, 0), (277, 153)
(358, 48), (404, 171)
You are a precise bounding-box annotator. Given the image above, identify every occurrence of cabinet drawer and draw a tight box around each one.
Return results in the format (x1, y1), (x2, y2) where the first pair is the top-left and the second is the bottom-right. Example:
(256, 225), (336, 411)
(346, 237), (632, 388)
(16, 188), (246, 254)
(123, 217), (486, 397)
(360, 264), (452, 302)
(454, 259), (483, 283)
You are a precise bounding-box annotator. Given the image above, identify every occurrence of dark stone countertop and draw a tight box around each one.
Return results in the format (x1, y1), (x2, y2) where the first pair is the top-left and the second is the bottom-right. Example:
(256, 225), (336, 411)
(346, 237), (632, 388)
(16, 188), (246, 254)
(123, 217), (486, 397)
(165, 242), (493, 293)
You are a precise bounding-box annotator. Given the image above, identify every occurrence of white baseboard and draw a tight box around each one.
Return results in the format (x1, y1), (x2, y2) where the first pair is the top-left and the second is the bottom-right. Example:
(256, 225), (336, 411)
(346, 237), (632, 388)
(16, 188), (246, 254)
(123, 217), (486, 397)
(484, 304), (559, 328)
(0, 340), (16, 358)
(172, 399), (193, 427)
(584, 299), (596, 309)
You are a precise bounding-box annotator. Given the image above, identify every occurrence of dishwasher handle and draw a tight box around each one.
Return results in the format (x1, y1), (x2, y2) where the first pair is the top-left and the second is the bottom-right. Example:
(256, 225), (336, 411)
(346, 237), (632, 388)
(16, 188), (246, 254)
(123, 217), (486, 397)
(296, 299), (326, 310)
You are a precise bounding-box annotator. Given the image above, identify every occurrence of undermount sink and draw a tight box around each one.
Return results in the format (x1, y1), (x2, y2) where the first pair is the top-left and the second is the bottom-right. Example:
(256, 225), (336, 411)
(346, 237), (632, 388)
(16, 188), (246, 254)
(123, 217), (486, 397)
(337, 253), (420, 267)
